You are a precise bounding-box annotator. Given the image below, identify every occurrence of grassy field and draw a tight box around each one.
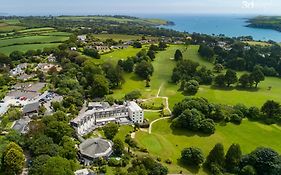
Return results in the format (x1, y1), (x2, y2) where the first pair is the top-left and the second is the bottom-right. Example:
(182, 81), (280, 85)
(115, 125), (134, 142)
(135, 119), (281, 174)
(112, 44), (281, 107)
(100, 46), (144, 64)
(0, 28), (70, 55)
(0, 43), (62, 55)
(0, 19), (25, 32)
(109, 44), (281, 173)
(17, 27), (55, 33)
(0, 35), (69, 47)
(244, 41), (271, 46)
(144, 111), (161, 122)
(111, 45), (178, 99)
(140, 98), (164, 110)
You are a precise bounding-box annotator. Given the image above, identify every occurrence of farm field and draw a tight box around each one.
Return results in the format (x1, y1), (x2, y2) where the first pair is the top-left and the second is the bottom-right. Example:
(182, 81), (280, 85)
(0, 19), (25, 32)
(244, 41), (272, 46)
(0, 43), (62, 55)
(135, 119), (281, 174)
(0, 27), (70, 55)
(0, 35), (69, 47)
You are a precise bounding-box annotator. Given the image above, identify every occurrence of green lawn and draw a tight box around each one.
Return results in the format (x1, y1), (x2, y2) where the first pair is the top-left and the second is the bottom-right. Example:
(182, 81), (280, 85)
(135, 119), (281, 174)
(0, 19), (25, 32)
(0, 30), (70, 55)
(109, 43), (281, 108)
(0, 35), (69, 47)
(140, 98), (164, 110)
(181, 45), (214, 69)
(0, 19), (21, 25)
(144, 111), (161, 122)
(195, 77), (281, 107)
(106, 43), (281, 174)
(17, 27), (55, 33)
(115, 125), (134, 142)
(0, 25), (25, 32)
(100, 46), (143, 64)
(0, 43), (62, 55)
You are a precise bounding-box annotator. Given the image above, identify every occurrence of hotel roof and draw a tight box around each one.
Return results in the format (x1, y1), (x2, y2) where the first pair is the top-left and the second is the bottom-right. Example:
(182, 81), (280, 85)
(79, 138), (113, 159)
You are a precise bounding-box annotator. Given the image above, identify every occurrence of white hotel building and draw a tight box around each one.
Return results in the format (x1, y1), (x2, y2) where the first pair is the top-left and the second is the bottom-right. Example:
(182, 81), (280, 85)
(71, 101), (144, 135)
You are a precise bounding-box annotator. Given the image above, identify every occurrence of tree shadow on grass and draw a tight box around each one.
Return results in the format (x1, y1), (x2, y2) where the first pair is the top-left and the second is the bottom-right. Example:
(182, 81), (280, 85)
(210, 85), (235, 91)
(181, 91), (197, 96)
(176, 159), (200, 174)
(169, 125), (212, 138)
(210, 85), (259, 92)
(130, 74), (144, 81)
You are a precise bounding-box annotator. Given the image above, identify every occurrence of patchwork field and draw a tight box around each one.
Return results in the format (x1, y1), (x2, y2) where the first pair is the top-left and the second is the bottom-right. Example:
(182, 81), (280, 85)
(0, 27), (70, 55)
(0, 43), (62, 55)
(0, 19), (25, 32)
(0, 35), (69, 47)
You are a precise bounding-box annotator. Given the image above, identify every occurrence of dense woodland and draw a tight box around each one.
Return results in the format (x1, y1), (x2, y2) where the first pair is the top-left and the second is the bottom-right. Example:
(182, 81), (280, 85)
(173, 97), (281, 134)
(192, 33), (281, 77)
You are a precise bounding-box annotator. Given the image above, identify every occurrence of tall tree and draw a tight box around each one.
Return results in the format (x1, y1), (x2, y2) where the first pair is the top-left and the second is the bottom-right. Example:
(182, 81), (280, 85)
(225, 144), (242, 173)
(198, 44), (214, 59)
(205, 143), (225, 173)
(184, 80), (199, 95)
(239, 73), (253, 88)
(29, 155), (51, 175)
(250, 69), (265, 88)
(113, 139), (125, 157)
(2, 142), (25, 175)
(225, 69), (238, 87)
(103, 122), (119, 140)
(119, 58), (134, 72)
(135, 60), (154, 79)
(214, 74), (226, 87)
(181, 147), (205, 167)
(261, 100), (280, 118)
(174, 49), (183, 61)
(42, 156), (78, 175)
(240, 147), (281, 175)
(90, 74), (110, 98)
(213, 63), (224, 73)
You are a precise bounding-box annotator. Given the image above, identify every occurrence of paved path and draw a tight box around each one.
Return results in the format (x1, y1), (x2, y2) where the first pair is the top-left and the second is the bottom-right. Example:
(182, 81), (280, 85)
(146, 82), (172, 134)
(157, 83), (164, 97)
(144, 109), (162, 112)
(148, 117), (170, 134)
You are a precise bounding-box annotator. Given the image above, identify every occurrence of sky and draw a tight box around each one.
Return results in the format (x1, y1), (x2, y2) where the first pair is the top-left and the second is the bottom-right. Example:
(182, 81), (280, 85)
(0, 0), (280, 16)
